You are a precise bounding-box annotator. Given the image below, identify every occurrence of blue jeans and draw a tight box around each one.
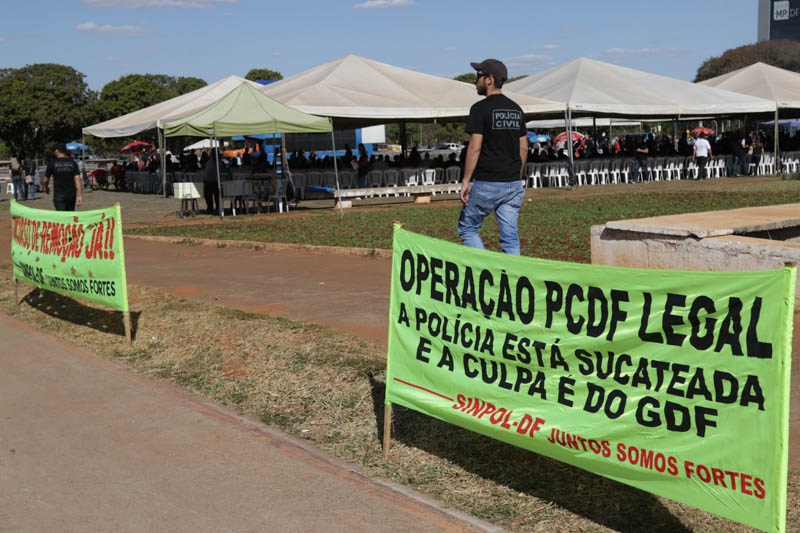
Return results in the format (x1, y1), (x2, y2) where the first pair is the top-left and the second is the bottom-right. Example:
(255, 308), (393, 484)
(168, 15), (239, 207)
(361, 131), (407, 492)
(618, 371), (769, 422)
(632, 159), (648, 182)
(458, 180), (524, 255)
(11, 175), (26, 201)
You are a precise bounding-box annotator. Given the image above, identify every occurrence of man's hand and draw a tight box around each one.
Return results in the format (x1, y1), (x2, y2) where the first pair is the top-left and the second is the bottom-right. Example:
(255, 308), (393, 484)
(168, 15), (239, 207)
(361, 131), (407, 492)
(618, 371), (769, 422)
(460, 181), (471, 206)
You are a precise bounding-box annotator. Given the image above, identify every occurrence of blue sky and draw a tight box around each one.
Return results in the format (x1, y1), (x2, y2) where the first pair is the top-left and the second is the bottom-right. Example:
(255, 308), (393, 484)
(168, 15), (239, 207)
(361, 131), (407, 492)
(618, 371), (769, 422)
(4, 0), (756, 91)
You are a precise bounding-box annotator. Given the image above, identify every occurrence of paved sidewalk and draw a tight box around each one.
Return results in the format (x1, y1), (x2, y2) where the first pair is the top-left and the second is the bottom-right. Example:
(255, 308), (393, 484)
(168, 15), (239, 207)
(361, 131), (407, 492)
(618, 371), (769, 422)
(0, 313), (497, 532)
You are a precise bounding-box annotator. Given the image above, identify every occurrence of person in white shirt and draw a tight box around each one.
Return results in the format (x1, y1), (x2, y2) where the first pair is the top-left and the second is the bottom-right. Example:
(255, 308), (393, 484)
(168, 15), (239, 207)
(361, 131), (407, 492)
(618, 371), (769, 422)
(693, 133), (713, 180)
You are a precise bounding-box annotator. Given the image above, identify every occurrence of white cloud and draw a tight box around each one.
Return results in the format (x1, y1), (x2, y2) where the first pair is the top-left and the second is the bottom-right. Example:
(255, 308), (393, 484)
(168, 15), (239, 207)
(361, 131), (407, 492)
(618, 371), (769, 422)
(602, 47), (687, 59)
(83, 0), (236, 8)
(503, 54), (556, 71)
(75, 21), (145, 36)
(353, 0), (417, 9)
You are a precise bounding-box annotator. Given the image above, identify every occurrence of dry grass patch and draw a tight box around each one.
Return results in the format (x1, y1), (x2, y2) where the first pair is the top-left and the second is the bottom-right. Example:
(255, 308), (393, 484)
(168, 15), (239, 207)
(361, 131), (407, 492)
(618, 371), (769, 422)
(0, 260), (796, 532)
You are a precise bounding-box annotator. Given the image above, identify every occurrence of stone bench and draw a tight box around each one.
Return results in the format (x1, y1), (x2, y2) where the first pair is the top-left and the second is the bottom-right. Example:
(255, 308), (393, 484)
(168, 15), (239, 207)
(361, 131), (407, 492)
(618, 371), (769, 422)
(333, 183), (460, 209)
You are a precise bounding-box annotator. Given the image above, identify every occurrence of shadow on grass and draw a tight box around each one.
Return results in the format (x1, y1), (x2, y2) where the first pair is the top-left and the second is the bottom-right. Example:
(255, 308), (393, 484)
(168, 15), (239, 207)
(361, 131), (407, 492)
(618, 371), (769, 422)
(22, 287), (140, 341)
(367, 374), (690, 533)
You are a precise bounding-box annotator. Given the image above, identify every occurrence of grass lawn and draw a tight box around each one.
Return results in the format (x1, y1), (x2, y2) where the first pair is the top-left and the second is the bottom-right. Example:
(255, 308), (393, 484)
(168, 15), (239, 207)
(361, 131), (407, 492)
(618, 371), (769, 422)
(126, 179), (800, 262)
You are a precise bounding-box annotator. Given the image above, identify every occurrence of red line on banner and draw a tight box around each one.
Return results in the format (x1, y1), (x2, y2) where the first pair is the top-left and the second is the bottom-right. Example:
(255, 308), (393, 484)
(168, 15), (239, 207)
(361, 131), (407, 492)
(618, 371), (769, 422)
(393, 378), (453, 402)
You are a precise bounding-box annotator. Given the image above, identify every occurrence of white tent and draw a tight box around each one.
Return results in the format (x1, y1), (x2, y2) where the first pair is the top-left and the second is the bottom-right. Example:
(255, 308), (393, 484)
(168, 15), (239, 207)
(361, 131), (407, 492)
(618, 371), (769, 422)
(698, 62), (800, 170)
(261, 54), (564, 127)
(184, 138), (226, 151)
(506, 57), (776, 117)
(83, 75), (264, 138)
(526, 118), (642, 129)
(698, 62), (800, 110)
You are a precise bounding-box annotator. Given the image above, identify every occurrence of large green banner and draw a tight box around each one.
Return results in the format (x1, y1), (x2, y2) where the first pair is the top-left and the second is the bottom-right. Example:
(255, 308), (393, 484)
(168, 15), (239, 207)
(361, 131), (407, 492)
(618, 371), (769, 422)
(10, 201), (129, 312)
(385, 226), (794, 532)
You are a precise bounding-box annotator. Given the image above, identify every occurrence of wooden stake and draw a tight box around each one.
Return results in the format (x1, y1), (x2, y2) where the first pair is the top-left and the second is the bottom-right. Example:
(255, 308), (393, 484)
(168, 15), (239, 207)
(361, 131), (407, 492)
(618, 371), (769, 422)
(123, 311), (132, 345)
(383, 402), (392, 457)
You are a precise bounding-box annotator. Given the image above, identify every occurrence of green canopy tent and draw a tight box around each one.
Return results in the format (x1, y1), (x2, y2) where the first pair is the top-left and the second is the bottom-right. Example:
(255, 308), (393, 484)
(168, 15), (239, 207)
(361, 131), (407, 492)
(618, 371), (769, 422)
(164, 82), (338, 216)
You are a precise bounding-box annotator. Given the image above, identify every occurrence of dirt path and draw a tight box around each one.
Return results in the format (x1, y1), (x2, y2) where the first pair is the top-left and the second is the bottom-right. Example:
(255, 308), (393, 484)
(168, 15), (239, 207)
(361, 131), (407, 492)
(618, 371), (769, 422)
(0, 313), (492, 532)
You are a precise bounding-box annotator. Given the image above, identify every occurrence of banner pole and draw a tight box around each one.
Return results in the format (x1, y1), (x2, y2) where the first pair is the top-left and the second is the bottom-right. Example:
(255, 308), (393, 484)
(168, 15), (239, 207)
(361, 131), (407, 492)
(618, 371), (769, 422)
(383, 401), (392, 457)
(123, 311), (132, 345)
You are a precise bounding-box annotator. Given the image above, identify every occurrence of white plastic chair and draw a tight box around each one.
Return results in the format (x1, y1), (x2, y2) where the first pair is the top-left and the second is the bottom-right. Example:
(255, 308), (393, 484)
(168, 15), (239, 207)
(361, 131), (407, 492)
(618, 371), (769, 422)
(268, 178), (290, 213)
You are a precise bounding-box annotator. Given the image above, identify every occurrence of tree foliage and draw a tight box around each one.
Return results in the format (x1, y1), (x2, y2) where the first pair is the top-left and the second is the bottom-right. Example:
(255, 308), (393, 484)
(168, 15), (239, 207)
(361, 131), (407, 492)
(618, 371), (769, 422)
(245, 68), (284, 82)
(694, 39), (800, 82)
(0, 63), (96, 156)
(98, 74), (208, 120)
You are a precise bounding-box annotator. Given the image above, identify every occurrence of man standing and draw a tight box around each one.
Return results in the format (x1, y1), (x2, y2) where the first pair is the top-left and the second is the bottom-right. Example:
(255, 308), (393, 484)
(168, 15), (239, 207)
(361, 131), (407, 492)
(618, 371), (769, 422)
(732, 131), (749, 177)
(44, 145), (82, 211)
(693, 133), (713, 180)
(632, 135), (649, 182)
(458, 59), (527, 255)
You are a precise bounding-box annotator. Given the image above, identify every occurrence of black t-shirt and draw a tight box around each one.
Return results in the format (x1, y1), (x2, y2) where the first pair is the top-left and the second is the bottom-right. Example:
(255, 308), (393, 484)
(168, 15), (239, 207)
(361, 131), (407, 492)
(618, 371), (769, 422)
(465, 94), (526, 182)
(45, 157), (79, 198)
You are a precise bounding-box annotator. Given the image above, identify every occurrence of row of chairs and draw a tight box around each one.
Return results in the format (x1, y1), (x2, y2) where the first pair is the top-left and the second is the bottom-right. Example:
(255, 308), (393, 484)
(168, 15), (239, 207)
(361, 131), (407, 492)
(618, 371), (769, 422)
(525, 153), (790, 188)
(221, 179), (293, 215)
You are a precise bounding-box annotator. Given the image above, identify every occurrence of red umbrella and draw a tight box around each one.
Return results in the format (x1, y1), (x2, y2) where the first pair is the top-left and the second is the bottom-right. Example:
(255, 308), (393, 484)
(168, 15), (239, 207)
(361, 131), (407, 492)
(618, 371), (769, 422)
(553, 131), (585, 144)
(121, 141), (154, 153)
(691, 126), (715, 136)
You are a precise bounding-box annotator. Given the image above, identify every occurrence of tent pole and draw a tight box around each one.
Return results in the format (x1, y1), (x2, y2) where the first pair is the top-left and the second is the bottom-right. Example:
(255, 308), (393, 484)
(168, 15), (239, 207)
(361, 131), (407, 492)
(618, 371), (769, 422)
(158, 127), (166, 218)
(331, 130), (343, 217)
(400, 121), (407, 158)
(159, 127), (167, 200)
(673, 118), (677, 153)
(566, 108), (574, 186)
(774, 109), (781, 175)
(214, 135), (223, 218)
(81, 133), (86, 190)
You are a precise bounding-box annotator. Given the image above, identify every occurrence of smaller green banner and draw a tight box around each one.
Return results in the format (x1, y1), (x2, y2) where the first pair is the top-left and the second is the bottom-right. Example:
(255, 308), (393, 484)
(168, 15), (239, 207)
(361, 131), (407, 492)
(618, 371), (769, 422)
(11, 201), (129, 312)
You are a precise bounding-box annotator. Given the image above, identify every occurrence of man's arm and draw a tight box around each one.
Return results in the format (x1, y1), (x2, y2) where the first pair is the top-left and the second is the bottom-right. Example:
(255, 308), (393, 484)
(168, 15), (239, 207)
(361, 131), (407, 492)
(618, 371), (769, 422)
(74, 173), (83, 206)
(460, 133), (482, 205)
(519, 136), (528, 180)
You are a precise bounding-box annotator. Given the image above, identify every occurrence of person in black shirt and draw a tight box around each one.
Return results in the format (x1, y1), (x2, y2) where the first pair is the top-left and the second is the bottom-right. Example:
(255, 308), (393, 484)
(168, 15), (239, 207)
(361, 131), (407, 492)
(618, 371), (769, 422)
(458, 58), (527, 255)
(44, 145), (82, 211)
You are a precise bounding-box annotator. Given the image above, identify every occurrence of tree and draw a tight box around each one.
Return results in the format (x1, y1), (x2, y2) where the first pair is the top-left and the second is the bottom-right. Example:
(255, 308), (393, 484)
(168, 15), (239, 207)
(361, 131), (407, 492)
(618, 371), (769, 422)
(245, 68), (283, 82)
(0, 64), (96, 156)
(694, 39), (800, 82)
(173, 76), (207, 95)
(98, 74), (208, 120)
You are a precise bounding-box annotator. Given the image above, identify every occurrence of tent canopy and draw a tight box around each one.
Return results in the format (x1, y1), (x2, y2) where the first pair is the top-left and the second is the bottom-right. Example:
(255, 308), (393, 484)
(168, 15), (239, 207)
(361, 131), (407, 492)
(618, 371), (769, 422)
(183, 138), (225, 151)
(698, 62), (800, 110)
(506, 57), (776, 117)
(261, 54), (563, 127)
(83, 75), (264, 138)
(526, 117), (642, 129)
(164, 83), (332, 137)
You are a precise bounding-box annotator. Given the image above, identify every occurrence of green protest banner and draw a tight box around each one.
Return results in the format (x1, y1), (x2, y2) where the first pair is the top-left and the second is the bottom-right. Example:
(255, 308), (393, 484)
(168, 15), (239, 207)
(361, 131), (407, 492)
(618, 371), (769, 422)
(385, 225), (794, 532)
(10, 201), (130, 316)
